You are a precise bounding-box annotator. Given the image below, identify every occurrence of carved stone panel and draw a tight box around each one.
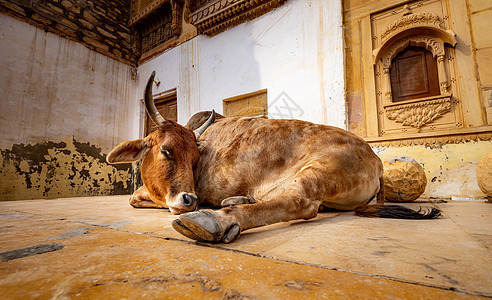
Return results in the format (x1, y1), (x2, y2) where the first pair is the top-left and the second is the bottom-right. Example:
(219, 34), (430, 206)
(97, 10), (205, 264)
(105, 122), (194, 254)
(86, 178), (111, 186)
(370, 0), (462, 136)
(384, 95), (451, 131)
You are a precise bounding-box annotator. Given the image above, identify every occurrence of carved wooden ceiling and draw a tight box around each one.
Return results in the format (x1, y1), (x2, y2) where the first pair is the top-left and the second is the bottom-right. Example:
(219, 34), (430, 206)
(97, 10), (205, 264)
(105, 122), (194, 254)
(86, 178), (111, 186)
(187, 0), (288, 35)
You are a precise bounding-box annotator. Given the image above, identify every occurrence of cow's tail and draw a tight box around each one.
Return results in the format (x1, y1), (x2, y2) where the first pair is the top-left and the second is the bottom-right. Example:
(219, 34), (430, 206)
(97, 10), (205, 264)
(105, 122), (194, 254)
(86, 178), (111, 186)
(355, 204), (441, 219)
(354, 176), (441, 219)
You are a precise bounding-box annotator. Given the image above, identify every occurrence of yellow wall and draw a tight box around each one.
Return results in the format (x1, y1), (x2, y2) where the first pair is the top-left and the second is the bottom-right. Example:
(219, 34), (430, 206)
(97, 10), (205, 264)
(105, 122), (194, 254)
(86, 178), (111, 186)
(343, 0), (492, 199)
(376, 141), (492, 199)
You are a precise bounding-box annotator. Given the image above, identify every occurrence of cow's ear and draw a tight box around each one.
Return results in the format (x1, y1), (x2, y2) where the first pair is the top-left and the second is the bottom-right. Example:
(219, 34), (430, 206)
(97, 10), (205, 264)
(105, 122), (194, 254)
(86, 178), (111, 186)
(107, 139), (150, 164)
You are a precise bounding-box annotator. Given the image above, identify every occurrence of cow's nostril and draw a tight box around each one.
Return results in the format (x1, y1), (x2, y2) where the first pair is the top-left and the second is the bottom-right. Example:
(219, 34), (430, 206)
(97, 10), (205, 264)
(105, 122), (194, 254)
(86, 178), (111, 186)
(183, 194), (197, 207)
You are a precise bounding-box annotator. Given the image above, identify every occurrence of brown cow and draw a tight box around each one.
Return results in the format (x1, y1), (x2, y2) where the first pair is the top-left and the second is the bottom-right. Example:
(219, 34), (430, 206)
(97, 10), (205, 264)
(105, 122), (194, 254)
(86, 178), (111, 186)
(107, 71), (440, 243)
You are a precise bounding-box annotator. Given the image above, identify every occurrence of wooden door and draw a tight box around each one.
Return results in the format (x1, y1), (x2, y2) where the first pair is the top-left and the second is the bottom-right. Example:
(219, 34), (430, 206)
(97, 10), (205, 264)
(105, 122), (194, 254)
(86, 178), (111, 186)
(145, 90), (177, 135)
(390, 46), (440, 102)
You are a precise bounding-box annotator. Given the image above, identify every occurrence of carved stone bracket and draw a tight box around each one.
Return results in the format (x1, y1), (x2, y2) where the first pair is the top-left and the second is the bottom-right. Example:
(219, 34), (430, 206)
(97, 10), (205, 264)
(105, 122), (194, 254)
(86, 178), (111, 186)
(170, 0), (184, 37)
(187, 0), (287, 35)
(384, 96), (451, 131)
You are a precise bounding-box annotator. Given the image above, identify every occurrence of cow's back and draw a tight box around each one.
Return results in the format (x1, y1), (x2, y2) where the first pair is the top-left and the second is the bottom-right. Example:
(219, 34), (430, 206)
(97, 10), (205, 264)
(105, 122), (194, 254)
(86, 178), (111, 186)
(194, 117), (382, 209)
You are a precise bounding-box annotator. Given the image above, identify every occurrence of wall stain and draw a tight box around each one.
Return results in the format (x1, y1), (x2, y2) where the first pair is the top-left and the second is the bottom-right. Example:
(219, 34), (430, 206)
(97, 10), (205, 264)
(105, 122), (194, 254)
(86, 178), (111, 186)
(0, 137), (132, 200)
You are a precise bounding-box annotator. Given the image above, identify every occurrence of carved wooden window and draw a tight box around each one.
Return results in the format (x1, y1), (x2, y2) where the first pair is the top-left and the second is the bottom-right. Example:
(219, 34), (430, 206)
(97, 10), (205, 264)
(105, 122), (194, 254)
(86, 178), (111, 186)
(370, 3), (461, 136)
(138, 4), (174, 54)
(130, 0), (184, 62)
(390, 46), (440, 102)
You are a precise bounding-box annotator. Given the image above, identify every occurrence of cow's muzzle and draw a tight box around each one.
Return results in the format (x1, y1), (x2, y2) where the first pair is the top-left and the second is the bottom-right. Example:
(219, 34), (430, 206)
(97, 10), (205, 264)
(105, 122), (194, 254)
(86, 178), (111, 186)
(168, 192), (199, 215)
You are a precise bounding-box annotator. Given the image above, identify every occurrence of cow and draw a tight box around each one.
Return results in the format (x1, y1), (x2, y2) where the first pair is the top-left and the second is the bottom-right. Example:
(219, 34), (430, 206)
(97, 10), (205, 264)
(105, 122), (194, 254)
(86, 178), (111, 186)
(107, 71), (440, 243)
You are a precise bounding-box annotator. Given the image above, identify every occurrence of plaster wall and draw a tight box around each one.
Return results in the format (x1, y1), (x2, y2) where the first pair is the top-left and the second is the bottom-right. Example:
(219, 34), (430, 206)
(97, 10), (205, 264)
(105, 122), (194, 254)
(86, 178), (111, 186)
(343, 0), (492, 199)
(375, 141), (492, 199)
(137, 0), (345, 128)
(0, 14), (138, 200)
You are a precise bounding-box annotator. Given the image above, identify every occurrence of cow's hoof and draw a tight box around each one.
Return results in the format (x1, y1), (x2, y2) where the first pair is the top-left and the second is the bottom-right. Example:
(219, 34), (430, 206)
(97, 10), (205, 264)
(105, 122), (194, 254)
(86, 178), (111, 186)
(221, 195), (256, 207)
(172, 210), (241, 243)
(172, 219), (205, 242)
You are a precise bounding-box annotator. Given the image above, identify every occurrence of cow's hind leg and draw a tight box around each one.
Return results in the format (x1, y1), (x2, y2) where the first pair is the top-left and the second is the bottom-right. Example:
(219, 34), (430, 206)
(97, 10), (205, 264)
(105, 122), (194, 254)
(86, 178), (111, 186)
(220, 195), (256, 207)
(376, 176), (385, 205)
(129, 185), (163, 208)
(173, 187), (321, 243)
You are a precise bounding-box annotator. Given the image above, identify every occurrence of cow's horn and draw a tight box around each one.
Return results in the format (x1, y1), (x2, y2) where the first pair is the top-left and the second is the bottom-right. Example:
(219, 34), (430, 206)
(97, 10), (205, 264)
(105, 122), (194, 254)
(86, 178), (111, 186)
(144, 71), (165, 126)
(194, 110), (216, 140)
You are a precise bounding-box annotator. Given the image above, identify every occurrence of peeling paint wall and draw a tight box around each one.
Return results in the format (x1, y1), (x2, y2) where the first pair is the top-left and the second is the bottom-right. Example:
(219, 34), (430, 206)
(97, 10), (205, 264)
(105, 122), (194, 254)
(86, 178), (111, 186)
(0, 138), (131, 200)
(137, 0), (345, 128)
(375, 141), (492, 199)
(0, 14), (138, 200)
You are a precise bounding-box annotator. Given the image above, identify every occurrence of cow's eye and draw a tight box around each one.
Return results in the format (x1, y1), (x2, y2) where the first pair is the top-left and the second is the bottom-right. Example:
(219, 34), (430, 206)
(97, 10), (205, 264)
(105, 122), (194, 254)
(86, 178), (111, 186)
(160, 147), (174, 160)
(163, 150), (172, 159)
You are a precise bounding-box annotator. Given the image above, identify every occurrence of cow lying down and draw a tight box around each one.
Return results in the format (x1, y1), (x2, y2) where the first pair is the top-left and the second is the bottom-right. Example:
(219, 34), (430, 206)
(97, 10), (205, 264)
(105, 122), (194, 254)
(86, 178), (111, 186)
(107, 72), (440, 243)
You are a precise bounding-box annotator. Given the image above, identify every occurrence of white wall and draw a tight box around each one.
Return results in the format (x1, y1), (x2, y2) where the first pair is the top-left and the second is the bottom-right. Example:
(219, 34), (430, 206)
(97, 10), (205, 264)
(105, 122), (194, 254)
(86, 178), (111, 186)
(0, 14), (138, 152)
(137, 0), (345, 129)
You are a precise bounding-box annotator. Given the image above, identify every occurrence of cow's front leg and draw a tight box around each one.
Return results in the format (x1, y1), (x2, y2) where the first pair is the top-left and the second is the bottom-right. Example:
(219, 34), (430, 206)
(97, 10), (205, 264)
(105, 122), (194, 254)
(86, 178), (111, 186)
(172, 190), (320, 243)
(129, 185), (163, 208)
(173, 209), (241, 243)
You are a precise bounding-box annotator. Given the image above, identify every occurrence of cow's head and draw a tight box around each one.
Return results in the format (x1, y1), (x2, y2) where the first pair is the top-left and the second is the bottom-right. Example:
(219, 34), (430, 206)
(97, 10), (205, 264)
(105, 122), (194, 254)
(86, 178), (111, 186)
(107, 71), (215, 214)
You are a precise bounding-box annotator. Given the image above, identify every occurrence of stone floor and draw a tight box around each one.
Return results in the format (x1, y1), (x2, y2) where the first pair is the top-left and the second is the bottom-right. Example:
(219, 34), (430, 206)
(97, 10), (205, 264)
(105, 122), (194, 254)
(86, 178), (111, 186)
(0, 196), (490, 299)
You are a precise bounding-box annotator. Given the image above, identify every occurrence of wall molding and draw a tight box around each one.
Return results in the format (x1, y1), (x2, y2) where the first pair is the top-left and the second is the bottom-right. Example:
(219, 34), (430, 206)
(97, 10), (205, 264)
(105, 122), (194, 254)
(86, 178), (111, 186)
(366, 127), (492, 148)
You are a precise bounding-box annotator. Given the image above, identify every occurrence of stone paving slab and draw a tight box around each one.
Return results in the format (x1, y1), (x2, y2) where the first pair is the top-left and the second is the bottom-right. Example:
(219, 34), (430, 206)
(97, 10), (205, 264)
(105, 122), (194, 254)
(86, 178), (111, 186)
(0, 195), (490, 298)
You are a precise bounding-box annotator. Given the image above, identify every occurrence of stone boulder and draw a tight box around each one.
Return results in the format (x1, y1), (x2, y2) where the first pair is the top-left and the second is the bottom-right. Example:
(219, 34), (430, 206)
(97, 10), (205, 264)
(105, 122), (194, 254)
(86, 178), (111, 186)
(382, 156), (427, 202)
(477, 150), (492, 199)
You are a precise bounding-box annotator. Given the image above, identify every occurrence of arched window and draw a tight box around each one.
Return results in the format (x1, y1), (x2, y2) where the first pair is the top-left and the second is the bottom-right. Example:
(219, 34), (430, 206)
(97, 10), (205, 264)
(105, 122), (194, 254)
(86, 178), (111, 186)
(390, 46), (440, 102)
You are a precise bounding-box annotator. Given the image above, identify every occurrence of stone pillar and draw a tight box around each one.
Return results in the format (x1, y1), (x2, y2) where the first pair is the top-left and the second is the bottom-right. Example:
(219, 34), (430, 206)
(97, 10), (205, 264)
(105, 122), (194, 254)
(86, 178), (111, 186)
(437, 55), (448, 94)
(383, 67), (392, 103)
